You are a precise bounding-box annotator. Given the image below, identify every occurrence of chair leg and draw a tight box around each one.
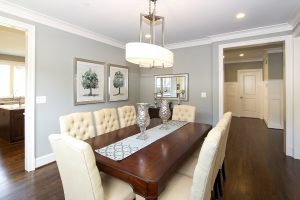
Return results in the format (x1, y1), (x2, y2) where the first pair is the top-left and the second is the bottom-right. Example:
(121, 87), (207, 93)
(217, 171), (223, 197)
(222, 161), (226, 181)
(211, 190), (216, 200)
(213, 181), (219, 200)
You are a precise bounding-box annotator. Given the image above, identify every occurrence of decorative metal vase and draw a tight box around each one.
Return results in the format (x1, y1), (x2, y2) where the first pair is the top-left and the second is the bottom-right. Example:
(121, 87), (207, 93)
(136, 103), (150, 140)
(159, 100), (171, 130)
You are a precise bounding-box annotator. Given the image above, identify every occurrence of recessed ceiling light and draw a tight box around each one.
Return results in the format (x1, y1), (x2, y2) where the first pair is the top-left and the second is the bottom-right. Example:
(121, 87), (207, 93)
(236, 12), (245, 19)
(239, 53), (244, 57)
(145, 34), (151, 39)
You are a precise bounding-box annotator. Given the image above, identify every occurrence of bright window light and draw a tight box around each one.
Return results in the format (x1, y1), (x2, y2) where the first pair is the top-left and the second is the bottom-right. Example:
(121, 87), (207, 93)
(0, 64), (11, 97)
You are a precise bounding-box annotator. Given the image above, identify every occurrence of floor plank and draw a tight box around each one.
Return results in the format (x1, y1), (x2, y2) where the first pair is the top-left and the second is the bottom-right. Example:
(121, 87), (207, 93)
(0, 117), (299, 199)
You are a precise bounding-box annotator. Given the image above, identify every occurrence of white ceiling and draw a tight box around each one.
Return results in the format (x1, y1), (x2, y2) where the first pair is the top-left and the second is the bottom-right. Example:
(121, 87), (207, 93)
(2, 0), (300, 45)
(0, 25), (25, 56)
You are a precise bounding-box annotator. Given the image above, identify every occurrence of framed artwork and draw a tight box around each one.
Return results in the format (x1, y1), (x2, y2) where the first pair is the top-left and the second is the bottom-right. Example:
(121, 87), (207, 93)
(108, 64), (129, 101)
(74, 58), (106, 105)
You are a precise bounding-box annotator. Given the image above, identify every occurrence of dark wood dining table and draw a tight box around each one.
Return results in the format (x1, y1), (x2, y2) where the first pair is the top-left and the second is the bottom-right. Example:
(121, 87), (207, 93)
(85, 118), (212, 200)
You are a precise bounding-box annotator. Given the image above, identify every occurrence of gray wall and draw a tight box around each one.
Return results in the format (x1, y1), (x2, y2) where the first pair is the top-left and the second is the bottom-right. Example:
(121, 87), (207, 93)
(268, 53), (283, 79)
(140, 45), (213, 124)
(224, 61), (263, 82)
(0, 11), (140, 157)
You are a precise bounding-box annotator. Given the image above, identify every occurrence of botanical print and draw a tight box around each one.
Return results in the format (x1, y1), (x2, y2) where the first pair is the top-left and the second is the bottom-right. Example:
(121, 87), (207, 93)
(74, 58), (105, 105)
(113, 71), (125, 96)
(81, 68), (99, 96)
(109, 65), (128, 101)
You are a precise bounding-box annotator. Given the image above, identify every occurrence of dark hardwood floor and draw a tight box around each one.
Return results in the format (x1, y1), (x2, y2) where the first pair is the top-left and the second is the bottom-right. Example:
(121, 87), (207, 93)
(0, 117), (299, 200)
(222, 117), (300, 200)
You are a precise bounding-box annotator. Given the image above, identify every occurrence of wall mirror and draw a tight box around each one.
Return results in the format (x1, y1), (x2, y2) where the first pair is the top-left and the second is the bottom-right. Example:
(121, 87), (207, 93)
(154, 73), (189, 101)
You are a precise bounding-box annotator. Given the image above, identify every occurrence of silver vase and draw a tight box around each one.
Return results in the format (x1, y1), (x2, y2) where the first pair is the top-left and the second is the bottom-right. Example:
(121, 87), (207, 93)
(159, 100), (171, 130)
(136, 103), (150, 140)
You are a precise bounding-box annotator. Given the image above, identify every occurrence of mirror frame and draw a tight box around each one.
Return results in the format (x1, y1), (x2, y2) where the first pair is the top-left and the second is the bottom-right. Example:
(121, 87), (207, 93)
(154, 73), (189, 101)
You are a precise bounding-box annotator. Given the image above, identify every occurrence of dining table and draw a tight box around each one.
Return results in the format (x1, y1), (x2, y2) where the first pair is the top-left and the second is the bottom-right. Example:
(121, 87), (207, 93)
(85, 118), (212, 200)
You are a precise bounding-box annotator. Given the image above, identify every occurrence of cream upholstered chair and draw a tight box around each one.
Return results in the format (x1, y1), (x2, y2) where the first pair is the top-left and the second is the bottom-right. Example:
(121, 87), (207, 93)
(49, 134), (134, 200)
(137, 128), (222, 200)
(172, 105), (196, 122)
(176, 117), (228, 198)
(59, 112), (96, 140)
(117, 105), (137, 128)
(93, 108), (120, 135)
(216, 112), (232, 180)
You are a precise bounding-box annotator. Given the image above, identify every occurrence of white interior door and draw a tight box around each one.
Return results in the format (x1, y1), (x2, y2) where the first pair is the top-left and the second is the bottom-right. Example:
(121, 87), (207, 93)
(238, 70), (262, 118)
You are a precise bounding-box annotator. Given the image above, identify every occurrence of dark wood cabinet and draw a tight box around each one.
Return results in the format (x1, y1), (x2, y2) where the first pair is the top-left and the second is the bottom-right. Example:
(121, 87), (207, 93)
(149, 107), (173, 119)
(0, 106), (25, 143)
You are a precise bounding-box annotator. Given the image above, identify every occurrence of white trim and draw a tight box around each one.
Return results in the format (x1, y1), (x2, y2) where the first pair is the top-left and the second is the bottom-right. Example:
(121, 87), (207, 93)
(166, 24), (293, 49)
(211, 24), (292, 42)
(218, 35), (294, 157)
(266, 47), (283, 54)
(166, 38), (211, 50)
(35, 153), (55, 168)
(0, 1), (124, 49)
(0, 16), (36, 171)
(224, 58), (263, 64)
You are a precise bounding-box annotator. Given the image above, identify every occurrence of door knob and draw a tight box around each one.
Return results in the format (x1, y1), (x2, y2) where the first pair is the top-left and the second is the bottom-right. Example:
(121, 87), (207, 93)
(240, 96), (243, 99)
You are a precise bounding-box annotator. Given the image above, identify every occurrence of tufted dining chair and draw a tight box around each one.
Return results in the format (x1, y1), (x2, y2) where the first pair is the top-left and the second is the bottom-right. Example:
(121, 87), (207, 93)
(216, 112), (232, 181)
(59, 112), (96, 140)
(136, 128), (222, 200)
(93, 108), (120, 135)
(117, 105), (137, 128)
(49, 134), (134, 200)
(172, 105), (196, 122)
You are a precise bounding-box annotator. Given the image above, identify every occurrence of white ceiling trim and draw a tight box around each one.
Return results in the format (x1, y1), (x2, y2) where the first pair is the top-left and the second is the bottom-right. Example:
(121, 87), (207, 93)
(0, 1), (125, 49)
(165, 38), (211, 50)
(224, 58), (263, 64)
(166, 23), (293, 49)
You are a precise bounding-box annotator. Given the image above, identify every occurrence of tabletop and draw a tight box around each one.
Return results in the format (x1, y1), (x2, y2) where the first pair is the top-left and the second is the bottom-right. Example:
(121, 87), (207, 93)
(85, 118), (212, 200)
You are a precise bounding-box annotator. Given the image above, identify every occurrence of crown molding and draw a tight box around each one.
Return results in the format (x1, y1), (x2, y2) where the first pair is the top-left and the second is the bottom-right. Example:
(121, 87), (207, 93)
(224, 58), (263, 64)
(166, 23), (293, 50)
(0, 1), (125, 49)
(209, 23), (292, 42)
(165, 38), (211, 50)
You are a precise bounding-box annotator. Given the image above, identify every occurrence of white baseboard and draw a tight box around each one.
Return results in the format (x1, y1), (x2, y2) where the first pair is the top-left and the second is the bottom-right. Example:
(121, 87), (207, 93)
(35, 153), (55, 168)
(286, 146), (294, 158)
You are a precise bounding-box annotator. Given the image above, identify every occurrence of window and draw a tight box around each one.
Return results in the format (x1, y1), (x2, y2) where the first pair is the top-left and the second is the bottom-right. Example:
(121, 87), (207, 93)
(0, 64), (10, 97)
(0, 62), (25, 98)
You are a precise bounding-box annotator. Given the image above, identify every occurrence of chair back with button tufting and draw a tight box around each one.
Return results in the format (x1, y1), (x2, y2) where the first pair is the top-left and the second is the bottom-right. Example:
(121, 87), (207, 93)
(172, 105), (196, 122)
(59, 112), (96, 140)
(93, 108), (120, 135)
(117, 105), (137, 128)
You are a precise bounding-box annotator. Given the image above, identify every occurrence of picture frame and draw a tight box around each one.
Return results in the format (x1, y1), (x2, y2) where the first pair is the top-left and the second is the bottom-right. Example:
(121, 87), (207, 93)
(74, 58), (106, 105)
(108, 64), (129, 102)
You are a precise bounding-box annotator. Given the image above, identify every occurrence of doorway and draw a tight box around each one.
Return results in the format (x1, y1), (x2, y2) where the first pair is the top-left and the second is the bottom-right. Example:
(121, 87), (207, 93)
(218, 36), (293, 157)
(0, 16), (36, 171)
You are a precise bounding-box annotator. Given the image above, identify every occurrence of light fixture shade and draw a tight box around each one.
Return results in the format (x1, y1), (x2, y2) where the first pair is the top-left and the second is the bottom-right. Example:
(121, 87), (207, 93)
(126, 42), (174, 68)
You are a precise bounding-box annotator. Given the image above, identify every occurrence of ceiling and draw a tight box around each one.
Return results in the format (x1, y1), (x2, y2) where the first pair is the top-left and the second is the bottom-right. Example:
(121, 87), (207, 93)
(0, 25), (25, 56)
(2, 0), (300, 45)
(224, 42), (284, 63)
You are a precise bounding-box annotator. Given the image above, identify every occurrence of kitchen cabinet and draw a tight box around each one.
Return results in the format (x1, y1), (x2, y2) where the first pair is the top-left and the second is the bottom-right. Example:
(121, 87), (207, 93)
(0, 105), (25, 143)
